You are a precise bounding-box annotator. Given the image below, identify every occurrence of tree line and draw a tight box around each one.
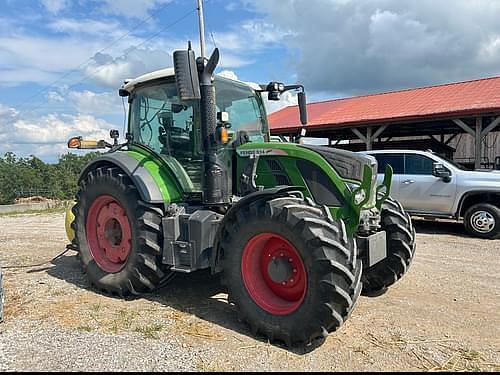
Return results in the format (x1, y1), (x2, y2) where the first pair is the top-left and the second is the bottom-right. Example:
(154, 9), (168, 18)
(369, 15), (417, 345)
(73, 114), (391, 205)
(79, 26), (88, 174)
(0, 152), (101, 205)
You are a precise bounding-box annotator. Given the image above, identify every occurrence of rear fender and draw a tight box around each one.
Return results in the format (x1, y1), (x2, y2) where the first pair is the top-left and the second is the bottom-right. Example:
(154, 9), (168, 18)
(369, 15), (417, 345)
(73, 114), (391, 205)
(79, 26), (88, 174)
(79, 152), (182, 204)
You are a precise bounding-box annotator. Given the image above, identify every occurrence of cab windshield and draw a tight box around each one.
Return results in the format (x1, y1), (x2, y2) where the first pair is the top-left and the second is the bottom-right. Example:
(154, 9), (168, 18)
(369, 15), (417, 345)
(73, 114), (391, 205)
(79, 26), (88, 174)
(129, 75), (267, 191)
(215, 76), (267, 143)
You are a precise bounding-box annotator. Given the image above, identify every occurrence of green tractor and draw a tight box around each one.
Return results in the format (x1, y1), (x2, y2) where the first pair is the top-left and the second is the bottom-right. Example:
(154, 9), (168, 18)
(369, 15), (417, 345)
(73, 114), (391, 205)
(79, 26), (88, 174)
(65, 46), (416, 346)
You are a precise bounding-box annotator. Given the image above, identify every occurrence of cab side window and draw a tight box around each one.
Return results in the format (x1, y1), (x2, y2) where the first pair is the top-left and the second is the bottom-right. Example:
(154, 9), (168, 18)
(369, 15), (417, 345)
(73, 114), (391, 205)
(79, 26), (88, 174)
(404, 154), (434, 175)
(374, 154), (404, 174)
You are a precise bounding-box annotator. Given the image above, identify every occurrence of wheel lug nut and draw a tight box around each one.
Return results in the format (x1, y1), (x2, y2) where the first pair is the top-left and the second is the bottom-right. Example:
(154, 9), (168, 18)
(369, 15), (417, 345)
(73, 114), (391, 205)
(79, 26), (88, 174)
(293, 269), (297, 273)
(288, 258), (293, 262)
(282, 281), (286, 285)
(290, 279), (294, 283)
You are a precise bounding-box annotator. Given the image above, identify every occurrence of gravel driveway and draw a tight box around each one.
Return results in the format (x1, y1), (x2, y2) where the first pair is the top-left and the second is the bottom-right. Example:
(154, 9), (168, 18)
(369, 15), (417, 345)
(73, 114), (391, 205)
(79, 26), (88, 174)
(0, 213), (499, 371)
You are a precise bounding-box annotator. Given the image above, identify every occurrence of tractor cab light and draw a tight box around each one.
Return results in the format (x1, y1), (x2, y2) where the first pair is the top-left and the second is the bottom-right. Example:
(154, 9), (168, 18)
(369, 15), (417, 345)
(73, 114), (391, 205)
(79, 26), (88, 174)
(217, 127), (229, 144)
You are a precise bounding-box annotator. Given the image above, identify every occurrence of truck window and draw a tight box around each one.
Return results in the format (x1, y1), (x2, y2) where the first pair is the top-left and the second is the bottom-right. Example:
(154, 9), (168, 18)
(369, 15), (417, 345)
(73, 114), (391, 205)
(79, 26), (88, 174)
(404, 154), (434, 175)
(373, 154), (404, 174)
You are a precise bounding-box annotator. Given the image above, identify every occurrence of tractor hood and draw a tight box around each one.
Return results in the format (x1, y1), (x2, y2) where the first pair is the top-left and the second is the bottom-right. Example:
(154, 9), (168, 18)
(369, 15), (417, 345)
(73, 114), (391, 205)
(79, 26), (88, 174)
(300, 145), (378, 183)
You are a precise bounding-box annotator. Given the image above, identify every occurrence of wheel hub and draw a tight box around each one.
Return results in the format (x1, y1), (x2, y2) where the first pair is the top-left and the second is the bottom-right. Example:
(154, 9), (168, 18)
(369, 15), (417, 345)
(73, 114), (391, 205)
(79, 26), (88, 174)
(86, 195), (132, 273)
(267, 257), (294, 284)
(242, 233), (307, 315)
(470, 211), (495, 234)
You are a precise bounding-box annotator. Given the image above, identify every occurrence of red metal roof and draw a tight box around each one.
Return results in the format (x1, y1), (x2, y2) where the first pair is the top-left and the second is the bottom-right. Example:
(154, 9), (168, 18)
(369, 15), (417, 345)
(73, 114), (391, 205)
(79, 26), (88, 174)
(268, 76), (500, 133)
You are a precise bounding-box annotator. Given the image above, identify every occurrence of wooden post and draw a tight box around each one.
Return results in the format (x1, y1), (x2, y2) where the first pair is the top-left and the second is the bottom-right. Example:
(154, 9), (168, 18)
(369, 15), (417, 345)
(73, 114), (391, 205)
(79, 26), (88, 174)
(475, 117), (482, 170)
(366, 127), (373, 151)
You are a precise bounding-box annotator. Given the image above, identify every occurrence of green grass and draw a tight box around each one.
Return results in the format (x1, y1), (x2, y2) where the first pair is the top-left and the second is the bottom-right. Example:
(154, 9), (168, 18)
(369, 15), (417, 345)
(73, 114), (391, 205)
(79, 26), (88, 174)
(134, 323), (164, 339)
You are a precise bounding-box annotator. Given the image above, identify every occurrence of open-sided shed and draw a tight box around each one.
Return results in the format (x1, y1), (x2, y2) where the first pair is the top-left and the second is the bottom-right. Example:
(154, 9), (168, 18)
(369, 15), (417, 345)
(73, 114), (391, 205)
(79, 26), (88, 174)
(268, 76), (500, 169)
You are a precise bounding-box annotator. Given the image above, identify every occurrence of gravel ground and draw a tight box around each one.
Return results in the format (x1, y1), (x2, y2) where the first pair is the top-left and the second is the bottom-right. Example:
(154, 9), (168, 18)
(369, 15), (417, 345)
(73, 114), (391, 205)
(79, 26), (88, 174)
(0, 212), (499, 372)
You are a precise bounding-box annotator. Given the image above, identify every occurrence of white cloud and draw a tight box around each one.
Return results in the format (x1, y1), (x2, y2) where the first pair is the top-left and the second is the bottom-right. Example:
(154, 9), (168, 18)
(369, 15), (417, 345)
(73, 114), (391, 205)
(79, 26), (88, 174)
(0, 103), (116, 160)
(85, 47), (172, 88)
(41, 0), (68, 14)
(247, 0), (500, 95)
(68, 90), (123, 115)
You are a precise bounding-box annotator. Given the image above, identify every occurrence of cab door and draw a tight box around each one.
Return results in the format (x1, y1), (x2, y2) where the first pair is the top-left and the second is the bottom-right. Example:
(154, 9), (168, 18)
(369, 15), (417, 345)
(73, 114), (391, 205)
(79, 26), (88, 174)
(398, 153), (457, 214)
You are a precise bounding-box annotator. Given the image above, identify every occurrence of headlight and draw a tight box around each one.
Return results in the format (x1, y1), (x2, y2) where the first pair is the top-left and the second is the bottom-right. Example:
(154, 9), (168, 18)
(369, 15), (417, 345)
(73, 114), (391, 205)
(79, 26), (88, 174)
(354, 189), (366, 205)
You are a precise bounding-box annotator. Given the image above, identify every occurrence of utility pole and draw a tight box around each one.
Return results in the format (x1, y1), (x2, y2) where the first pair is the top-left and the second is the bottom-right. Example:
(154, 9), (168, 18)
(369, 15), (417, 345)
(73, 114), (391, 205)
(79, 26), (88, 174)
(196, 0), (206, 60)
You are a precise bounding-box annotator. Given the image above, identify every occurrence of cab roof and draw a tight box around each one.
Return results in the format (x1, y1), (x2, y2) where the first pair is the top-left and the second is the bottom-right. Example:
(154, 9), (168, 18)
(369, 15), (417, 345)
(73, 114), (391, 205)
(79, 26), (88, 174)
(122, 68), (175, 92)
(121, 67), (259, 94)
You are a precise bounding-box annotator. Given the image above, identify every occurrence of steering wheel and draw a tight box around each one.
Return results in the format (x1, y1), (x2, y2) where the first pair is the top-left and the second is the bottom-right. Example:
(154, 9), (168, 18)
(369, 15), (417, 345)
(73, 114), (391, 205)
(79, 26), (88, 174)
(169, 127), (190, 145)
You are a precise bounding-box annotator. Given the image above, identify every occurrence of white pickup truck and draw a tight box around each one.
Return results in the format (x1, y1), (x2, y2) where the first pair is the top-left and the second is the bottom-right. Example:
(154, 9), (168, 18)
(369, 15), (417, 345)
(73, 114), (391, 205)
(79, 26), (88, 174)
(361, 149), (500, 239)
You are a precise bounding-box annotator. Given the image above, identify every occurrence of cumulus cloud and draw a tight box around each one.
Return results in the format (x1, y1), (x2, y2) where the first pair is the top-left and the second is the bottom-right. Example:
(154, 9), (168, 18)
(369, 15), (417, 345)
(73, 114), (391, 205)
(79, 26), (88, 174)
(68, 90), (123, 115)
(246, 0), (500, 95)
(0, 103), (116, 159)
(85, 47), (172, 88)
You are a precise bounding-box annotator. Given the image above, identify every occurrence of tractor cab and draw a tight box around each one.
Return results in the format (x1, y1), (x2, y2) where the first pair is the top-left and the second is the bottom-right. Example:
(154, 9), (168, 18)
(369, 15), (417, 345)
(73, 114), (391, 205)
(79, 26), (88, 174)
(121, 70), (268, 193)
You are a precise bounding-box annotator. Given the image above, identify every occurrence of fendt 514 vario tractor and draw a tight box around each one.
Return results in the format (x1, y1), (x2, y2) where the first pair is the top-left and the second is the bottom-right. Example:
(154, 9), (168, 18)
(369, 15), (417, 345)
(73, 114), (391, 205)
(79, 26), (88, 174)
(65, 45), (416, 346)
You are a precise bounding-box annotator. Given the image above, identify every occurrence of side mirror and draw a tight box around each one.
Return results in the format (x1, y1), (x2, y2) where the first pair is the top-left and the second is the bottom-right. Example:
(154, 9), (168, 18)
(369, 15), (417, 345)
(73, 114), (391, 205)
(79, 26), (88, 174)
(173, 47), (201, 101)
(433, 162), (452, 182)
(298, 91), (307, 125)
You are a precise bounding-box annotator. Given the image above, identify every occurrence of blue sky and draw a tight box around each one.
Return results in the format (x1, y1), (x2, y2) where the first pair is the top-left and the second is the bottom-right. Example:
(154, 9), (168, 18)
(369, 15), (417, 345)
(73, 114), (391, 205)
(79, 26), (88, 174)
(1, 0), (500, 161)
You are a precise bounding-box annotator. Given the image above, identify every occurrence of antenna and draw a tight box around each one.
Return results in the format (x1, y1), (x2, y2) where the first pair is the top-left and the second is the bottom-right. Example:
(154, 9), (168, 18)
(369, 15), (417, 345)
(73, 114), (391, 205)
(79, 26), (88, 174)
(196, 0), (206, 60)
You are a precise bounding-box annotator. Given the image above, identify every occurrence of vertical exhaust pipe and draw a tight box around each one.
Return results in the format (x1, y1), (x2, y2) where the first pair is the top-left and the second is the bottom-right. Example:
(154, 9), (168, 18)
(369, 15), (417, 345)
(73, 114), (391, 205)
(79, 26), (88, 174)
(174, 1), (230, 206)
(198, 49), (230, 206)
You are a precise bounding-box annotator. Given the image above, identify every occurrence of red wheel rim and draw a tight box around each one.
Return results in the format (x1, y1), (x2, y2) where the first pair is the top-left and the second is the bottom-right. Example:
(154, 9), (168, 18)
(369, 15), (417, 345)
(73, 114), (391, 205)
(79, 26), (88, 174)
(86, 195), (132, 273)
(242, 233), (307, 315)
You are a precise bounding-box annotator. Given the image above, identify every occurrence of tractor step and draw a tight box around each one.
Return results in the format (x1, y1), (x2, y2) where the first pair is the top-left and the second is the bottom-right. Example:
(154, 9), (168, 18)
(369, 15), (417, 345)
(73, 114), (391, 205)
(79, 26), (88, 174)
(162, 209), (222, 273)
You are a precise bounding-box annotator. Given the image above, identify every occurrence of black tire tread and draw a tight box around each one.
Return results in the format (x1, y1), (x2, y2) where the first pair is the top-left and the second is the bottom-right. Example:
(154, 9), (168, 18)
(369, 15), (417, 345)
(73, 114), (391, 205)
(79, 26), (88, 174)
(220, 194), (362, 346)
(361, 196), (416, 295)
(72, 165), (170, 296)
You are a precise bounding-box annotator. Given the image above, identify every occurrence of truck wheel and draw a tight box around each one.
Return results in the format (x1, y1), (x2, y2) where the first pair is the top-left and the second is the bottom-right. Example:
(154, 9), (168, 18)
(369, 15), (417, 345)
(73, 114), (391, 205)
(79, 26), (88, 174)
(72, 166), (170, 296)
(0, 266), (4, 323)
(464, 203), (500, 239)
(220, 195), (362, 346)
(362, 197), (416, 296)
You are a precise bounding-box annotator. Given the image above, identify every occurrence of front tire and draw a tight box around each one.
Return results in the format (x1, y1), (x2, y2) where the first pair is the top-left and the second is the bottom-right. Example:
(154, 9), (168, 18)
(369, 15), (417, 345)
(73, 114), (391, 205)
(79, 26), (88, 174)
(72, 166), (170, 296)
(464, 203), (500, 239)
(220, 195), (362, 346)
(361, 197), (416, 296)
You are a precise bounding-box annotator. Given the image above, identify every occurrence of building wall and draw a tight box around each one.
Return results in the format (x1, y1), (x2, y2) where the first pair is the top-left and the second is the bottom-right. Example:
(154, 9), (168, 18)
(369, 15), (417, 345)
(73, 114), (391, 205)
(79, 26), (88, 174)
(449, 131), (499, 166)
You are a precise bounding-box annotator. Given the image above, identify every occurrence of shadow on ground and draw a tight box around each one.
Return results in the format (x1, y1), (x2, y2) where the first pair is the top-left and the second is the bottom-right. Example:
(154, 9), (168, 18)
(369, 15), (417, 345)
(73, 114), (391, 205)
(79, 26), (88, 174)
(45, 252), (324, 354)
(412, 218), (469, 237)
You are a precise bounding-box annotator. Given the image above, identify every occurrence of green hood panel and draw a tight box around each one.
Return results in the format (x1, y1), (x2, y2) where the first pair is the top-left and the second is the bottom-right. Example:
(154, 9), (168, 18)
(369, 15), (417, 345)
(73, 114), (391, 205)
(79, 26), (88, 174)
(236, 142), (387, 235)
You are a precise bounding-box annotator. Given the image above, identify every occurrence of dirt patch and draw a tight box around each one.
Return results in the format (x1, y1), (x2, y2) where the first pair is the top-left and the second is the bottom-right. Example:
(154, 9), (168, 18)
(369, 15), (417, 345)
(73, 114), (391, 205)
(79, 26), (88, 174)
(0, 213), (499, 371)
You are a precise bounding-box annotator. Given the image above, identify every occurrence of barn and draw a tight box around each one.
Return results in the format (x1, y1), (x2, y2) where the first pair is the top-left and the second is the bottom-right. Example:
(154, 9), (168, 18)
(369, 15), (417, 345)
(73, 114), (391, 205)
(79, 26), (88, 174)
(268, 76), (500, 170)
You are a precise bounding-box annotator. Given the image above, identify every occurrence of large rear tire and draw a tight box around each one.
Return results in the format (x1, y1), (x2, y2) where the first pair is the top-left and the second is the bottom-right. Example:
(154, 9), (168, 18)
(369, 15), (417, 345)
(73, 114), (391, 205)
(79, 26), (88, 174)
(361, 196), (416, 296)
(72, 166), (170, 296)
(220, 195), (362, 346)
